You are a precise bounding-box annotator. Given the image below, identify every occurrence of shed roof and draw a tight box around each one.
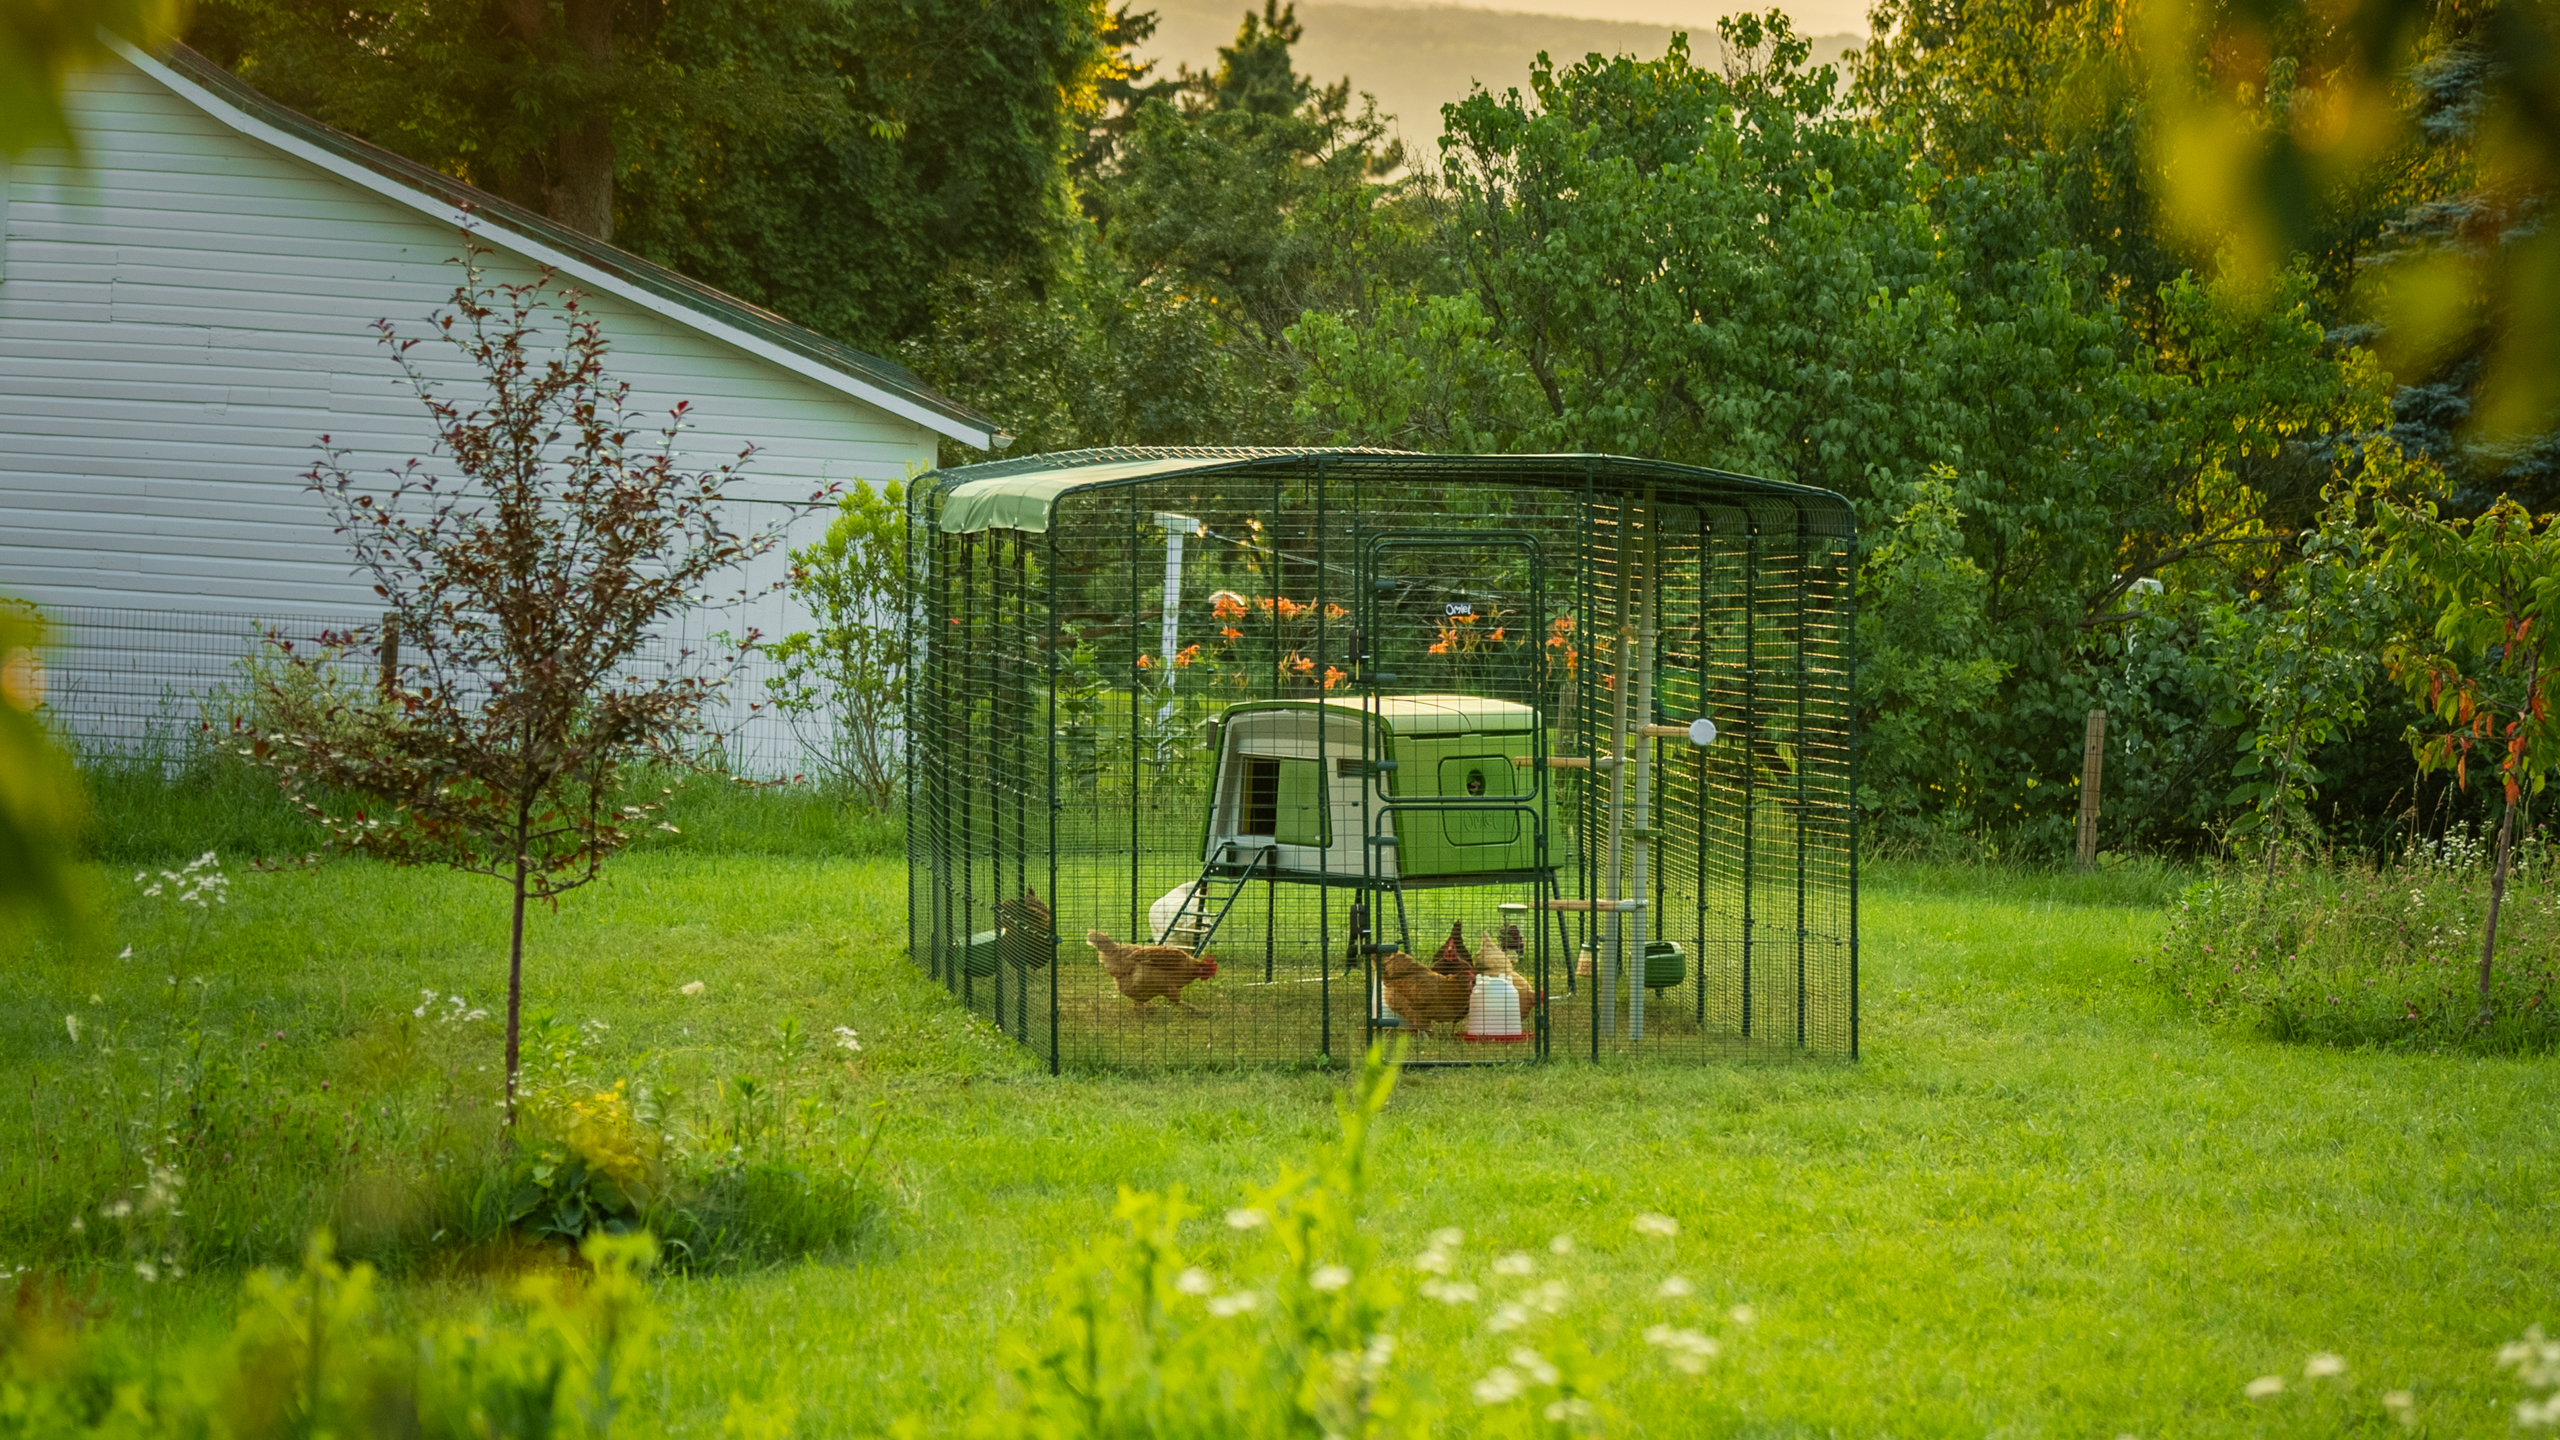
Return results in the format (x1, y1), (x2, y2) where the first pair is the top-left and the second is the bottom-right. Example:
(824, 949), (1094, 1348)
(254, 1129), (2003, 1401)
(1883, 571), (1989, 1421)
(926, 447), (1853, 535)
(124, 41), (1007, 450)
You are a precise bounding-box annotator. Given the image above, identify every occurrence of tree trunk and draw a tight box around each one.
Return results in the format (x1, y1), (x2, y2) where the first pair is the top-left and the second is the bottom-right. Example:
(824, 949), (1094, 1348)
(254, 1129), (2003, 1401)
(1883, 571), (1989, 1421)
(550, 0), (615, 240)
(2480, 791), (2518, 1025)
(504, 847), (529, 1122)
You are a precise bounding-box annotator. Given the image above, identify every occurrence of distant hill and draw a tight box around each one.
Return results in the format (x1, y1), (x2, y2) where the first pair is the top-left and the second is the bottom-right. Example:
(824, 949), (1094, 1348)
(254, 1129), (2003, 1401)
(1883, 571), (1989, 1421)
(1135, 0), (1863, 153)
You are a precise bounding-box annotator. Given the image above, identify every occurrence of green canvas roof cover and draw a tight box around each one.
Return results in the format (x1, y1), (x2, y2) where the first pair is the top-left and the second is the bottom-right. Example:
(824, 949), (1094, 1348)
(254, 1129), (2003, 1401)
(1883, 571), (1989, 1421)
(936, 455), (1245, 534)
(1229, 696), (1541, 736)
(925, 446), (1854, 537)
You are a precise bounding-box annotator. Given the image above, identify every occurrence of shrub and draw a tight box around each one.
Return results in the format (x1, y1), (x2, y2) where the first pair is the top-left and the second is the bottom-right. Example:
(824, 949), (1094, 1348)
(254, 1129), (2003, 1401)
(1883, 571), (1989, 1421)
(2148, 832), (2560, 1051)
(0, 1230), (770, 1439)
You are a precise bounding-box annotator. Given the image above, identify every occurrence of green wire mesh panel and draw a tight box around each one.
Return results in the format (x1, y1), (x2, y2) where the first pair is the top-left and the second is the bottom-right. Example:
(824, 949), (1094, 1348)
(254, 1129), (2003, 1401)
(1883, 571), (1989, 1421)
(905, 449), (1857, 1072)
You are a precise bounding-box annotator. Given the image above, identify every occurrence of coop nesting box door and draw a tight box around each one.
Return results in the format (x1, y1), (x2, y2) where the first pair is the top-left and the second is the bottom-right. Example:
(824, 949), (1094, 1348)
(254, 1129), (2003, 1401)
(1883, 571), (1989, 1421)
(1275, 757), (1327, 846)
(1436, 755), (1518, 846)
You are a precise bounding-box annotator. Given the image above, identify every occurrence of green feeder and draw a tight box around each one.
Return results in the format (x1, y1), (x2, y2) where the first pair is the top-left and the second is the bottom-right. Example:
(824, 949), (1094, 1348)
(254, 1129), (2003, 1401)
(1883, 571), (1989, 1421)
(957, 912), (1054, 978)
(1643, 940), (1685, 992)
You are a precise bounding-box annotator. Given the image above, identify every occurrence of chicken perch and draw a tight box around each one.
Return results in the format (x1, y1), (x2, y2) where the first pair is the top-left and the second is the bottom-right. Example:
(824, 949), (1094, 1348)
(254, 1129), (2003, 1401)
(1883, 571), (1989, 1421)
(1380, 950), (1474, 1035)
(1087, 930), (1220, 1010)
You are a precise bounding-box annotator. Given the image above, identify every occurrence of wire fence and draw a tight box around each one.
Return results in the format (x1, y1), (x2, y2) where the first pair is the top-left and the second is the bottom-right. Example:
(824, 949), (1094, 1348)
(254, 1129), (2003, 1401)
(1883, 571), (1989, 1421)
(908, 448), (1859, 1073)
(29, 604), (813, 778)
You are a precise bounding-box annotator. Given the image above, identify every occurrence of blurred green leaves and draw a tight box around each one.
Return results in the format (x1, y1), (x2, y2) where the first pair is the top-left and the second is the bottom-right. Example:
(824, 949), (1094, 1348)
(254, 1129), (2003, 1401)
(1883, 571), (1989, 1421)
(2137, 0), (2560, 439)
(0, 0), (182, 155)
(0, 597), (91, 941)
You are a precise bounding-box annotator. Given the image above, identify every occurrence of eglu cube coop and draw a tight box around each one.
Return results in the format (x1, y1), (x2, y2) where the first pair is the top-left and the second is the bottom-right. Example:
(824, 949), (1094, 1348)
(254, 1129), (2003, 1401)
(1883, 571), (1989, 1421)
(906, 448), (1859, 1071)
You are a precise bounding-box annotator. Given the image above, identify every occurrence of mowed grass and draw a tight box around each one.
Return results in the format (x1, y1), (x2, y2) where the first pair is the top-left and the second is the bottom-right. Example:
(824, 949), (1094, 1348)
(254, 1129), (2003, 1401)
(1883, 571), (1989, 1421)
(8, 849), (2559, 1436)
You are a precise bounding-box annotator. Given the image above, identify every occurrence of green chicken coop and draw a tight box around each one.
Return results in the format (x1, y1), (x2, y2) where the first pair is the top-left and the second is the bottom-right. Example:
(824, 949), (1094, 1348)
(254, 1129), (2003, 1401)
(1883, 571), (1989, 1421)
(905, 447), (1859, 1072)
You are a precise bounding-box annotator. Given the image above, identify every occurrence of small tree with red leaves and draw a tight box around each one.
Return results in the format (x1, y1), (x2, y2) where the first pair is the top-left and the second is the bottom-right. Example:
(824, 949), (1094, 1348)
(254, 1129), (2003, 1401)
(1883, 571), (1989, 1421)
(238, 252), (792, 1117)
(2381, 497), (2560, 1022)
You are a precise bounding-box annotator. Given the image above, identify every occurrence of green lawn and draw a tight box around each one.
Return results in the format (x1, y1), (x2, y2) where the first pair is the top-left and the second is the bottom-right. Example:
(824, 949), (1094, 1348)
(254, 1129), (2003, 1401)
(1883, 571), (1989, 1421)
(8, 850), (2557, 1436)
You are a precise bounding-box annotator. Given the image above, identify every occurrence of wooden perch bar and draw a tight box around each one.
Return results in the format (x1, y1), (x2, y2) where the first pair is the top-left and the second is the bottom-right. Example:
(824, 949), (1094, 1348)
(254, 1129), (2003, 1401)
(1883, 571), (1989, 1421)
(1541, 898), (1647, 912)
(1513, 754), (1617, 770)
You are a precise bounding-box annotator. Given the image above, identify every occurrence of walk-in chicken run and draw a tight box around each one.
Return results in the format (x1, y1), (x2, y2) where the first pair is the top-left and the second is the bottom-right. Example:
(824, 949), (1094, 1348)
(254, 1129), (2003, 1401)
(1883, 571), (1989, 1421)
(905, 448), (1859, 1070)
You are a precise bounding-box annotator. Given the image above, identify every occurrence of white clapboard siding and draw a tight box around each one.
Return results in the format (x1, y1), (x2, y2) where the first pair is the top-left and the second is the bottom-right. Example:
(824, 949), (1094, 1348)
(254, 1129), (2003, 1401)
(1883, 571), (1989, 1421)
(0, 51), (972, 772)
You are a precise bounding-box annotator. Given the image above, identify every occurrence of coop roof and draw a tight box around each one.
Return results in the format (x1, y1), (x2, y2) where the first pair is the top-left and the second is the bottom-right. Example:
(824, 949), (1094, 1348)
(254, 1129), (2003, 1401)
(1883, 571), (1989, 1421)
(1228, 696), (1543, 736)
(927, 447), (1852, 536)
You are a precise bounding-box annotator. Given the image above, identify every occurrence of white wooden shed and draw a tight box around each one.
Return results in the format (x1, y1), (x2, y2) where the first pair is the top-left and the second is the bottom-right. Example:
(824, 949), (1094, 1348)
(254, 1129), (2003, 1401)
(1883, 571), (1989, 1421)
(0, 42), (1003, 767)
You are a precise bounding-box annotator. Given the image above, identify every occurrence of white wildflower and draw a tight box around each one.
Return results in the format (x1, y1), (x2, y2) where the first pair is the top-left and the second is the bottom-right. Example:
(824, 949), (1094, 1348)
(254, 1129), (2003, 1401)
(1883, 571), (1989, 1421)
(1310, 1265), (1353, 1292)
(117, 946), (133, 961)
(1429, 1226), (1464, 1248)
(1527, 1279), (1568, 1314)
(64, 1015), (80, 1045)
(2304, 1352), (2346, 1380)
(2382, 1390), (2415, 1427)
(1728, 1304), (1755, 1325)
(133, 1261), (157, 1283)
(832, 1026), (862, 1053)
(1658, 1275), (1694, 1297)
(1549, 1233), (1575, 1255)
(1226, 1207), (1268, 1230)
(2245, 1376), (2284, 1399)
(1632, 1212), (1678, 1238)
(1543, 1398), (1595, 1424)
(1206, 1291), (1262, 1318)
(679, 980), (706, 996)
(1486, 1303), (1530, 1334)
(1471, 1367), (1525, 1405)
(1508, 1348), (1559, 1386)
(1643, 1323), (1720, 1374)
(1492, 1252), (1535, 1277)
(1413, 1247), (1454, 1274)
(1419, 1279), (1479, 1305)
(1175, 1267), (1214, 1296)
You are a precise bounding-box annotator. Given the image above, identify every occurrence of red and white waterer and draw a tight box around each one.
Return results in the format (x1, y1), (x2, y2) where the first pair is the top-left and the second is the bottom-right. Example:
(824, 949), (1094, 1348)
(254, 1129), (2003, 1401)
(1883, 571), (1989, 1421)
(1463, 973), (1527, 1043)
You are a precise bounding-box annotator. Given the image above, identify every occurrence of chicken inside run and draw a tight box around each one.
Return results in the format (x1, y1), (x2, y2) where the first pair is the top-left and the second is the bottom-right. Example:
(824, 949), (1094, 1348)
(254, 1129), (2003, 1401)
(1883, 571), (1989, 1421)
(905, 448), (1861, 1071)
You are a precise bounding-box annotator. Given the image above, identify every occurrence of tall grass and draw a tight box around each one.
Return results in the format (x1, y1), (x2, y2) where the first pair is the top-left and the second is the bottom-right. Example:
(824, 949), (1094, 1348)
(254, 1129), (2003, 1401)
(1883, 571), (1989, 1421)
(2147, 829), (2560, 1051)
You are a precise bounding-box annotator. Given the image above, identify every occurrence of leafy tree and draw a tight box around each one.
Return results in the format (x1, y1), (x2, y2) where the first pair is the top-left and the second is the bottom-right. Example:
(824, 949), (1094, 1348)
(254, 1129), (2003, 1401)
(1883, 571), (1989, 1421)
(237, 255), (786, 1115)
(2380, 494), (2560, 1018)
(763, 480), (911, 808)
(907, 0), (1427, 457)
(1852, 475), (2013, 832)
(2213, 479), (2396, 870)
(1287, 12), (2399, 846)
(189, 0), (1113, 347)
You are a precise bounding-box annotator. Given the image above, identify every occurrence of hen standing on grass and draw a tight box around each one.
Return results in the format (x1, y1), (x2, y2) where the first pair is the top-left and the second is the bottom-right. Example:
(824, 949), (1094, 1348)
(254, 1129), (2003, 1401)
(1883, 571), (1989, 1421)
(1086, 930), (1219, 1010)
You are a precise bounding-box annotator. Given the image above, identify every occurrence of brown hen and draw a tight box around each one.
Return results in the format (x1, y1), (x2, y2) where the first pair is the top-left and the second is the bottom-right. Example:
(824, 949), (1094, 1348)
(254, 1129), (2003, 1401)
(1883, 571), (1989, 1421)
(1380, 950), (1474, 1035)
(1086, 930), (1220, 1009)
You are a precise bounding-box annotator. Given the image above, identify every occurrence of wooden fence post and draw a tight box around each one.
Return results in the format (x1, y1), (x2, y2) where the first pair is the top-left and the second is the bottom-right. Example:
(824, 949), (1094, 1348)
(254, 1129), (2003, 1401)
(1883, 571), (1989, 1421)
(380, 612), (401, 695)
(2077, 708), (2106, 869)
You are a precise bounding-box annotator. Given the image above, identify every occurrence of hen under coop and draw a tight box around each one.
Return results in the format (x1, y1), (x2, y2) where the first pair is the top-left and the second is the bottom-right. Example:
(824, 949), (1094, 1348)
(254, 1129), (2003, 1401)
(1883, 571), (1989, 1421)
(904, 448), (1859, 1071)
